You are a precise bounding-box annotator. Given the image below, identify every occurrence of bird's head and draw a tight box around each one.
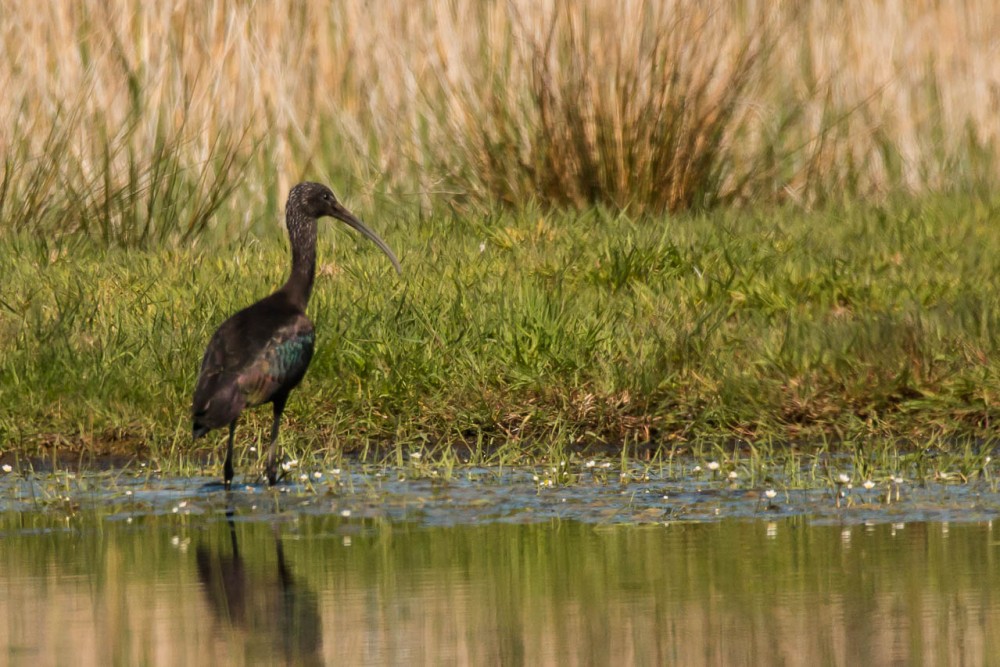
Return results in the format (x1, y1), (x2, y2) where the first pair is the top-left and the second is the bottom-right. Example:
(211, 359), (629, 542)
(288, 181), (402, 275)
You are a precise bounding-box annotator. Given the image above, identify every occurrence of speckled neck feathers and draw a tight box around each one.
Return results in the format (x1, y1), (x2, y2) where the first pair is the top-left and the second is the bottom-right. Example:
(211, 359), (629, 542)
(280, 192), (318, 310)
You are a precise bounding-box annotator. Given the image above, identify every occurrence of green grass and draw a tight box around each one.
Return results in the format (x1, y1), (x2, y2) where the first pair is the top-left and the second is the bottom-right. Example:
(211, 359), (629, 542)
(2, 193), (1000, 474)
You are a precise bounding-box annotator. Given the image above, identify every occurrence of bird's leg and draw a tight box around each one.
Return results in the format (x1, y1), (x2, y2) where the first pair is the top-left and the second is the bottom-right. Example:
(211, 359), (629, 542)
(265, 396), (287, 486)
(224, 420), (237, 490)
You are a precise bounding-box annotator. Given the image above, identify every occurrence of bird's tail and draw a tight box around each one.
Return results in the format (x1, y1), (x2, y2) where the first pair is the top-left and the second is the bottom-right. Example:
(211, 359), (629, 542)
(192, 420), (212, 439)
(191, 378), (244, 439)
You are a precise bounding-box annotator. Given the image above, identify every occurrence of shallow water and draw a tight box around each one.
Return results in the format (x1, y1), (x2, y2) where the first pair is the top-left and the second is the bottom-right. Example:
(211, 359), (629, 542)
(2, 466), (1000, 665)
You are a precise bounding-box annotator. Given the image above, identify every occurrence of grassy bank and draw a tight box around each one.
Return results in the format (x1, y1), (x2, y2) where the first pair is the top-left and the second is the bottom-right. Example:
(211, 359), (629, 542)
(2, 195), (999, 468)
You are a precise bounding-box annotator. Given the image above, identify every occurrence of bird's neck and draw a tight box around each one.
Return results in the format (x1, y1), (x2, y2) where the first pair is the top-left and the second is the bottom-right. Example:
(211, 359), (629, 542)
(281, 215), (317, 310)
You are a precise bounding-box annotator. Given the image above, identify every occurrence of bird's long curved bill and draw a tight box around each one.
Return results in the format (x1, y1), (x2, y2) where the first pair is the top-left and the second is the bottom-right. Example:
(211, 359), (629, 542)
(333, 205), (402, 275)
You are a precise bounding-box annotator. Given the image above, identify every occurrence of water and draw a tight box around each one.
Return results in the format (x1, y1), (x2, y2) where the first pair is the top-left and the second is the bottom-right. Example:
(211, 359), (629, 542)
(2, 467), (1000, 665)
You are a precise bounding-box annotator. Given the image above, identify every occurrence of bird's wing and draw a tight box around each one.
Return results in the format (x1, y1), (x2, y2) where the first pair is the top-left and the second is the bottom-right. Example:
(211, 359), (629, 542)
(192, 302), (314, 430)
(235, 316), (316, 407)
(192, 323), (246, 432)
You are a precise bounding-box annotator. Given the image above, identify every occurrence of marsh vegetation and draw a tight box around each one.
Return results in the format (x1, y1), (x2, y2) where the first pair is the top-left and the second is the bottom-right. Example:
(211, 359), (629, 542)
(2, 2), (999, 474)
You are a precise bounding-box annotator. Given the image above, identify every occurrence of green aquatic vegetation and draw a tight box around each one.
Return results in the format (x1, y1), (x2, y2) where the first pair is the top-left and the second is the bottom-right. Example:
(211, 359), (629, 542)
(1, 443), (998, 524)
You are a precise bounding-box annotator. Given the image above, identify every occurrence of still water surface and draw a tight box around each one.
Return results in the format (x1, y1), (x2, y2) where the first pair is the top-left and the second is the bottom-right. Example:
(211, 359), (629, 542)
(2, 470), (999, 665)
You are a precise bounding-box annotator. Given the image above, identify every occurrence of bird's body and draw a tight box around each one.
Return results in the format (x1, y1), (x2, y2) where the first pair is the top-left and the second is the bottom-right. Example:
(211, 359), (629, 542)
(192, 295), (315, 436)
(192, 181), (401, 489)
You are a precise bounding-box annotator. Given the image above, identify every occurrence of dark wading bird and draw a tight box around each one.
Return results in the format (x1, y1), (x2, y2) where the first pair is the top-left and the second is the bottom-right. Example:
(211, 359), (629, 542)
(196, 515), (323, 663)
(192, 182), (401, 489)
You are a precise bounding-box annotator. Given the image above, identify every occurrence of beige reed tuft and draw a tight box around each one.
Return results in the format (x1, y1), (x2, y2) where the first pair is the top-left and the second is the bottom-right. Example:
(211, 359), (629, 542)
(2, 0), (998, 233)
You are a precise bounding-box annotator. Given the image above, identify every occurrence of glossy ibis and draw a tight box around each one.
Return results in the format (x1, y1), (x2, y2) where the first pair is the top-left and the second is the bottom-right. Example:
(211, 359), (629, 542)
(196, 514), (322, 661)
(192, 182), (401, 489)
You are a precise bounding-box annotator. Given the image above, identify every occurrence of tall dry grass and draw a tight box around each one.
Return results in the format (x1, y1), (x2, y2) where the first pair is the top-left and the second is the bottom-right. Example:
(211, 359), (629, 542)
(1, 0), (998, 242)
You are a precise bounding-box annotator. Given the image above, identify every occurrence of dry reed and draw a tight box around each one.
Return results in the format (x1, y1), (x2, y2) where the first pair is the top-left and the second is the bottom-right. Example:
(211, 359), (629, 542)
(1, 0), (998, 240)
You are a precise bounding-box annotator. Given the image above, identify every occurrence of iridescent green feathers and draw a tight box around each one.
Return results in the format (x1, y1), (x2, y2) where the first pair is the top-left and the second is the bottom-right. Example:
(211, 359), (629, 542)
(238, 326), (316, 406)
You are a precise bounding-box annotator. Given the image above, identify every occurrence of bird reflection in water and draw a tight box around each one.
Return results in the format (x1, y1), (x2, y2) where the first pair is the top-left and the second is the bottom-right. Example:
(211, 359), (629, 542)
(195, 512), (323, 665)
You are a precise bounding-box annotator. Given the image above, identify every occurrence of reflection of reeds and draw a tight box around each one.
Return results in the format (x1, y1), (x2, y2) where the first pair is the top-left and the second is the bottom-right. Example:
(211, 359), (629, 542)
(2, 1), (998, 238)
(196, 519), (323, 665)
(2, 517), (999, 664)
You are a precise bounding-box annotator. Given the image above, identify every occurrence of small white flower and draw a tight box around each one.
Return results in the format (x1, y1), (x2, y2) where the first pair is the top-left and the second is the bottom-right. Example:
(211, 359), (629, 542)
(281, 459), (299, 472)
(313, 472), (323, 479)
(986, 457), (992, 465)
(837, 473), (849, 484)
(863, 480), (875, 490)
(600, 462), (612, 469)
(532, 475), (540, 482)
(692, 465), (702, 473)
(765, 489), (777, 499)
(893, 476), (904, 485)
(707, 461), (720, 471)
(585, 460), (596, 468)
(1, 464), (11, 473)
(479, 241), (486, 253)
(728, 471), (738, 480)
(331, 468), (341, 475)
(410, 452), (423, 461)
(299, 473), (308, 481)
(125, 490), (133, 496)
(249, 446), (257, 453)
(340, 509), (352, 517)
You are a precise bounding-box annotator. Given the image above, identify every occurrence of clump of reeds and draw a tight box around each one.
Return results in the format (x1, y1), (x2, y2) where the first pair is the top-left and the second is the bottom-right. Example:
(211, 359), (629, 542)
(0, 103), (250, 246)
(1, 1), (998, 235)
(415, 3), (770, 212)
